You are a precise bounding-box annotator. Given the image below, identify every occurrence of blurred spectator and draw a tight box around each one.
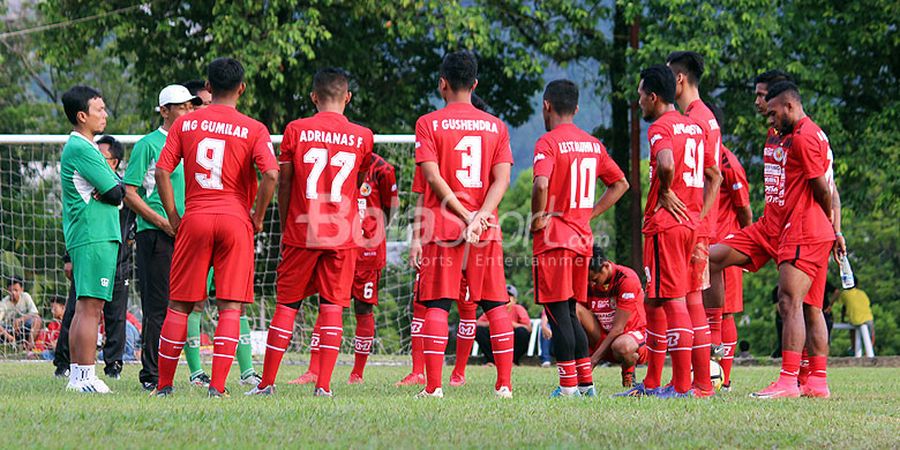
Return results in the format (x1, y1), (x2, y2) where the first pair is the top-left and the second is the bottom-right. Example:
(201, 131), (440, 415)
(474, 285), (532, 365)
(835, 275), (875, 351)
(737, 340), (753, 360)
(0, 276), (42, 350)
(823, 281), (839, 342)
(124, 311), (142, 361)
(539, 309), (553, 367)
(33, 296), (66, 359)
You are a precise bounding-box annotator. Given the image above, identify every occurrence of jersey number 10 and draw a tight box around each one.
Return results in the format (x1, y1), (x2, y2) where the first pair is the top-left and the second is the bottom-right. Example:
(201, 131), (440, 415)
(570, 158), (597, 208)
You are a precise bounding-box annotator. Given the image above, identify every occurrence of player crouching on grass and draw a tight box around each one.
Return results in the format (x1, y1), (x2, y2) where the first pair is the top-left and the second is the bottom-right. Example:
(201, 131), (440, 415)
(60, 85), (123, 393)
(575, 245), (648, 388)
(248, 68), (374, 398)
(151, 57), (279, 398)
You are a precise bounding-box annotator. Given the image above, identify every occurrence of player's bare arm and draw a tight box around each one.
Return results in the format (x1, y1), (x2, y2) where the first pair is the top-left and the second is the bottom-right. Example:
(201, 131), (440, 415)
(831, 185), (845, 261)
(531, 175), (550, 233)
(155, 167), (180, 233)
(699, 165), (723, 220)
(590, 177), (629, 219)
(590, 308), (632, 368)
(252, 168), (279, 233)
(277, 162), (293, 232)
(655, 149), (690, 223)
(466, 162), (511, 241)
(736, 204), (753, 228)
(409, 193), (423, 269)
(124, 185), (174, 236)
(420, 161), (473, 223)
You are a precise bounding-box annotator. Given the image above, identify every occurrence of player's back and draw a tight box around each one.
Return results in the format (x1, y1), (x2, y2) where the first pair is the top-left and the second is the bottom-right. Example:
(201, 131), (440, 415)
(716, 147), (750, 241)
(643, 110), (704, 234)
(684, 100), (722, 238)
(160, 104), (276, 222)
(280, 111), (374, 249)
(414, 102), (512, 242)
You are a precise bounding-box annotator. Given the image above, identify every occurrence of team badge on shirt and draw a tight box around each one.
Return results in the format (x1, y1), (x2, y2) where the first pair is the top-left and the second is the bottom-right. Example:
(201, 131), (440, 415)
(360, 182), (372, 197)
(773, 146), (786, 163)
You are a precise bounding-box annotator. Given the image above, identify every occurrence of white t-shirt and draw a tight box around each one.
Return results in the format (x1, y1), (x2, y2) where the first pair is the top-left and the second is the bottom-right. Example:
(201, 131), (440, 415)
(0, 292), (38, 323)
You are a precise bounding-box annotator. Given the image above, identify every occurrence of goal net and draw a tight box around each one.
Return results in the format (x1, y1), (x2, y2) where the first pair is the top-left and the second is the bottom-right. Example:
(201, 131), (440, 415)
(0, 134), (420, 363)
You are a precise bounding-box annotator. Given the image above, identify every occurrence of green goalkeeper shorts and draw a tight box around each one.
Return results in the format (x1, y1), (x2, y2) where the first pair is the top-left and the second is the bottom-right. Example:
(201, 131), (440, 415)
(70, 241), (118, 302)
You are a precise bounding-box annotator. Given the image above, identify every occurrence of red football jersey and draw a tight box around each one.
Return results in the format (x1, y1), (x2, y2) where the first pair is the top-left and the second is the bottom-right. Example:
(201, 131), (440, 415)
(715, 147), (751, 242)
(684, 100), (722, 239)
(642, 110), (703, 235)
(356, 153), (398, 270)
(158, 104), (278, 222)
(780, 117), (835, 246)
(414, 102), (513, 243)
(586, 264), (646, 334)
(758, 128), (789, 236)
(532, 123), (624, 256)
(280, 111), (374, 249)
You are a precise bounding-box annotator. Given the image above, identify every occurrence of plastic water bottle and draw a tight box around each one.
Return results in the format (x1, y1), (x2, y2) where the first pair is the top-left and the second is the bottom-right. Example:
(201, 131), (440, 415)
(839, 253), (855, 289)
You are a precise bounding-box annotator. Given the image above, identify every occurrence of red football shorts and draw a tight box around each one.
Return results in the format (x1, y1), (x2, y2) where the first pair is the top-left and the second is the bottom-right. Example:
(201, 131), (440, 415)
(591, 330), (647, 363)
(721, 221), (777, 273)
(277, 245), (358, 307)
(417, 241), (507, 303)
(723, 265), (745, 314)
(689, 236), (710, 292)
(778, 241), (833, 309)
(643, 226), (693, 299)
(533, 248), (589, 304)
(352, 270), (382, 305)
(169, 213), (254, 303)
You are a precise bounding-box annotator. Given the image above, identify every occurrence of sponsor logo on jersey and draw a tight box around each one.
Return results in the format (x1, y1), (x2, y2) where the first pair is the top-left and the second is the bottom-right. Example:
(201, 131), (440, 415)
(650, 134), (663, 146)
(100, 278), (110, 287)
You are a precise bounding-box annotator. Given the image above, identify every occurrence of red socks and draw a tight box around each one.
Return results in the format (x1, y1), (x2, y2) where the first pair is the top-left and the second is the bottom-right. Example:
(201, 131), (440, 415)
(422, 307), (449, 393)
(798, 348), (810, 385)
(308, 318), (322, 375)
(663, 300), (694, 393)
(259, 304), (297, 388)
(315, 303), (344, 392)
(453, 302), (477, 378)
(351, 313), (375, 378)
(687, 292), (712, 391)
(721, 314), (737, 385)
(557, 360), (577, 388)
(779, 350), (801, 384)
(575, 357), (593, 387)
(157, 308), (188, 390)
(808, 355), (827, 381)
(486, 306), (513, 390)
(410, 301), (426, 376)
(643, 303), (667, 389)
(210, 309), (241, 393)
(706, 306), (723, 347)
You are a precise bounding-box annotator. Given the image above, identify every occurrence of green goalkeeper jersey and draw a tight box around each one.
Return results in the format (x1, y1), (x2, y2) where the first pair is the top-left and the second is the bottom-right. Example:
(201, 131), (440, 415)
(60, 132), (123, 249)
(123, 128), (185, 233)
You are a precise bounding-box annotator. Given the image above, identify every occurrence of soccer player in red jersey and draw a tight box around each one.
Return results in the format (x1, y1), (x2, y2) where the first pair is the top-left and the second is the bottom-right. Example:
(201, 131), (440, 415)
(532, 79), (628, 398)
(667, 51), (723, 397)
(575, 245), (648, 388)
(395, 178), (427, 387)
(616, 65), (702, 399)
(413, 51), (515, 399)
(347, 152), (399, 384)
(250, 68), (373, 397)
(153, 58), (279, 397)
(751, 81), (839, 399)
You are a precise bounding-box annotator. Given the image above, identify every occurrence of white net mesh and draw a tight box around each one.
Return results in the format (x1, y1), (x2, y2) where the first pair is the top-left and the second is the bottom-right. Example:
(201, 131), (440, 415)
(0, 135), (419, 362)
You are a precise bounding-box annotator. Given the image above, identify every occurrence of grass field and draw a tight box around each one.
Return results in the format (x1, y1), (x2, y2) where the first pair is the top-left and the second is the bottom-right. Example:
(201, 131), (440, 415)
(1, 362), (897, 449)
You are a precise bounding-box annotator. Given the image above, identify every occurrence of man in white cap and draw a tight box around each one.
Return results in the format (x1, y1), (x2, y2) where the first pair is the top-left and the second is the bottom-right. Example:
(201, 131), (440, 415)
(123, 84), (200, 390)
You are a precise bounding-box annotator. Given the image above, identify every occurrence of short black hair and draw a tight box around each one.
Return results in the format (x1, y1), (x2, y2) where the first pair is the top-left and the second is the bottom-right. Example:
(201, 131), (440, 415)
(754, 70), (793, 86)
(440, 51), (478, 92)
(312, 67), (351, 102)
(471, 93), (488, 112)
(49, 295), (66, 306)
(182, 79), (208, 96)
(589, 244), (609, 272)
(639, 65), (676, 105)
(739, 340), (750, 352)
(703, 99), (724, 128)
(764, 81), (800, 102)
(61, 85), (102, 125)
(7, 275), (23, 288)
(207, 58), (244, 92)
(544, 79), (579, 115)
(666, 51), (705, 85)
(96, 135), (124, 161)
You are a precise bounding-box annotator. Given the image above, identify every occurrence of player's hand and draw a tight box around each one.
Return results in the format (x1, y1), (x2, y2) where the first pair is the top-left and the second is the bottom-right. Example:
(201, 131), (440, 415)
(167, 214), (181, 235)
(155, 216), (176, 237)
(464, 210), (492, 244)
(655, 190), (690, 224)
(409, 240), (423, 270)
(832, 234), (847, 264)
(64, 262), (73, 281)
(541, 326), (552, 340)
(531, 213), (550, 234)
(252, 215), (265, 234)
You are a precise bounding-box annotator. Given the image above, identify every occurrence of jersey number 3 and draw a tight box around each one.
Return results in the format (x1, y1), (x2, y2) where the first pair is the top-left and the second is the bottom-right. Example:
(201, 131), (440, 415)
(455, 135), (483, 188)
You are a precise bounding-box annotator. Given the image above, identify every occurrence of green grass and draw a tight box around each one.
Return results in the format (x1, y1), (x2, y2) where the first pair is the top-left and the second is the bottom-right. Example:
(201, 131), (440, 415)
(0, 362), (897, 449)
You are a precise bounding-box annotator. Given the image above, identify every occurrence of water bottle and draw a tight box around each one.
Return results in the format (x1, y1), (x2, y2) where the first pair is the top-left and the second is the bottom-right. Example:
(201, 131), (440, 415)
(839, 253), (855, 289)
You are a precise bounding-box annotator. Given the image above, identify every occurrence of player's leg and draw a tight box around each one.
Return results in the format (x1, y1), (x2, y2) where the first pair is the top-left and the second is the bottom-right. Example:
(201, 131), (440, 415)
(721, 314), (737, 389)
(705, 241), (755, 357)
(544, 301), (578, 397)
(469, 241), (514, 396)
(568, 256), (594, 396)
(396, 293), (426, 386)
(52, 283), (76, 377)
(185, 303), (208, 386)
(101, 276), (128, 378)
(610, 333), (640, 370)
(155, 300), (194, 394)
(236, 310), (260, 385)
(720, 265), (743, 390)
(800, 250), (831, 398)
(349, 299), (375, 383)
(687, 236), (714, 396)
(309, 249), (356, 396)
(451, 278), (476, 386)
(208, 301), (242, 396)
(68, 297), (107, 389)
